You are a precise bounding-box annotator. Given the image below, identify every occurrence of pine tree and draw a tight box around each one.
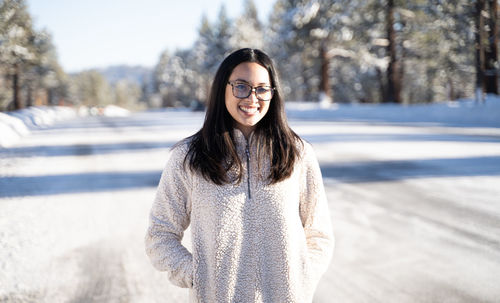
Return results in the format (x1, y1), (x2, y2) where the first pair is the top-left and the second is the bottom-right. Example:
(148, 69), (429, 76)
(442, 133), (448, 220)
(477, 0), (498, 96)
(31, 30), (67, 106)
(113, 79), (141, 109)
(268, 0), (325, 101)
(190, 14), (217, 104)
(70, 70), (112, 107)
(0, 0), (68, 110)
(386, 0), (400, 103)
(0, 0), (36, 110)
(231, 0), (264, 50)
(212, 5), (234, 69)
(406, 0), (475, 102)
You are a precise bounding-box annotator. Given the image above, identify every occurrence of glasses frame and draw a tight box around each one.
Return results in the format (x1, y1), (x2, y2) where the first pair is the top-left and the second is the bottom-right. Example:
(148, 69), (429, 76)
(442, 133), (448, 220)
(227, 81), (275, 101)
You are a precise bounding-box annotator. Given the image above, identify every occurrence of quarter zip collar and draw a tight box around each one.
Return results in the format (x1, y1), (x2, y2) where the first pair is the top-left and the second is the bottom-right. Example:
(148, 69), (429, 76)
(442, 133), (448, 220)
(233, 128), (254, 146)
(233, 128), (254, 199)
(245, 143), (252, 199)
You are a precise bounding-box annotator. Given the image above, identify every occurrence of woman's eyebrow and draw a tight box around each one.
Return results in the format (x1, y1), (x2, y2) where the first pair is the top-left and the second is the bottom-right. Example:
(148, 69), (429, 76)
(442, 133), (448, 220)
(232, 79), (271, 86)
(232, 78), (249, 83)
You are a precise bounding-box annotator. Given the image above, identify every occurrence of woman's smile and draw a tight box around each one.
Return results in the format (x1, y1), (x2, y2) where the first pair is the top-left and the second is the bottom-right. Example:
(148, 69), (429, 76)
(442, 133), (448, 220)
(238, 104), (260, 115)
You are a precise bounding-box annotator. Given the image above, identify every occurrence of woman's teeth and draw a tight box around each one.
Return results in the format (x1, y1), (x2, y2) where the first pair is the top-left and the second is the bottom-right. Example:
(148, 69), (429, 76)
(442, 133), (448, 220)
(239, 106), (259, 113)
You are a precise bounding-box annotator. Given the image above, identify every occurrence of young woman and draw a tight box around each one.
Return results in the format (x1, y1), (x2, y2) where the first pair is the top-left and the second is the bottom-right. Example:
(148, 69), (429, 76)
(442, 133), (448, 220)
(145, 48), (334, 303)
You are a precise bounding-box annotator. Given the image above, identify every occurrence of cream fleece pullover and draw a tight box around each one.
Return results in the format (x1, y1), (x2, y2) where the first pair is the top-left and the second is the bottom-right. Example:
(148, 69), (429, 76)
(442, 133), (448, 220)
(145, 130), (334, 302)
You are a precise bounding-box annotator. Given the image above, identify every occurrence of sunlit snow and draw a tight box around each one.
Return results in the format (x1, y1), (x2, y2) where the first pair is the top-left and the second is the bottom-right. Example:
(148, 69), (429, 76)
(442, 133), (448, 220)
(1, 98), (499, 302)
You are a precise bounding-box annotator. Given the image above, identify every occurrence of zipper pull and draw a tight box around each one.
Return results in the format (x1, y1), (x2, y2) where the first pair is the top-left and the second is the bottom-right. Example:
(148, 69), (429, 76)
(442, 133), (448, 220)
(245, 143), (251, 199)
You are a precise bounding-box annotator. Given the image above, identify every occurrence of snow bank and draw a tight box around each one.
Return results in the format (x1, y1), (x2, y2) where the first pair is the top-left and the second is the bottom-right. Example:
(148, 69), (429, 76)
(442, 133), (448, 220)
(2, 99), (498, 148)
(0, 105), (133, 147)
(102, 105), (130, 117)
(286, 97), (500, 128)
(0, 106), (77, 148)
(77, 105), (131, 117)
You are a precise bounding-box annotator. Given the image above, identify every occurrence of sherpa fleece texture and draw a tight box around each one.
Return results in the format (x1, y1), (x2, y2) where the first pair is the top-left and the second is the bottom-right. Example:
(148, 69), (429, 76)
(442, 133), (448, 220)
(145, 130), (334, 303)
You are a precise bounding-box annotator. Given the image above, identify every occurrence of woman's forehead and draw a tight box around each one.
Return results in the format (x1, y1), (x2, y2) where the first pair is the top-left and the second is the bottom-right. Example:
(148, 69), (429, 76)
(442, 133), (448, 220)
(230, 62), (270, 84)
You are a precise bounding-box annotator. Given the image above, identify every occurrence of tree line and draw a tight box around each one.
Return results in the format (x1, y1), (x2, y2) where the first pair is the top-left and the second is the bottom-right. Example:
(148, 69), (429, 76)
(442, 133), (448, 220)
(154, 0), (498, 107)
(0, 0), (143, 111)
(1, 0), (66, 110)
(1, 0), (498, 112)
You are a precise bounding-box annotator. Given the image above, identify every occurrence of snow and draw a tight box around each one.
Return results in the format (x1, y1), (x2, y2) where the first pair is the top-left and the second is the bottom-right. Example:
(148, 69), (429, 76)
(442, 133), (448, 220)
(286, 97), (500, 128)
(102, 104), (131, 117)
(1, 98), (500, 302)
(0, 105), (133, 148)
(0, 106), (77, 148)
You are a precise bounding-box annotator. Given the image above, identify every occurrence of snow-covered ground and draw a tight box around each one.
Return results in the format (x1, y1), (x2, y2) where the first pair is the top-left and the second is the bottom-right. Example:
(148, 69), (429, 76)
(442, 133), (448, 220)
(0, 106), (76, 148)
(1, 99), (500, 302)
(0, 105), (131, 148)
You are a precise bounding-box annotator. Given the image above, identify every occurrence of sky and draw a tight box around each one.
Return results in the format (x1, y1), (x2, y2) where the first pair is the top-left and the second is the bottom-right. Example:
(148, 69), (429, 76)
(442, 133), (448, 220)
(26, 0), (276, 73)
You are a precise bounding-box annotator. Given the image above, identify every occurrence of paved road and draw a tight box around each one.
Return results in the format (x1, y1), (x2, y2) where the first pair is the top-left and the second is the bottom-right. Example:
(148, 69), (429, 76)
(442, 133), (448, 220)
(1, 110), (500, 302)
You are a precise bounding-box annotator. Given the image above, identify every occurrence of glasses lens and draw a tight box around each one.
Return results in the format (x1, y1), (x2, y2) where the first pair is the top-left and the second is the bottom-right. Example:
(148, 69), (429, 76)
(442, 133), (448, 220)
(230, 82), (274, 101)
(233, 84), (251, 98)
(256, 87), (273, 101)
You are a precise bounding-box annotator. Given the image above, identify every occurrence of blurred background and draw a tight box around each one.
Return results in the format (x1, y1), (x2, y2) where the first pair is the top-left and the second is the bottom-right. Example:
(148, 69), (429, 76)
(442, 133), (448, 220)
(1, 0), (500, 302)
(0, 0), (495, 111)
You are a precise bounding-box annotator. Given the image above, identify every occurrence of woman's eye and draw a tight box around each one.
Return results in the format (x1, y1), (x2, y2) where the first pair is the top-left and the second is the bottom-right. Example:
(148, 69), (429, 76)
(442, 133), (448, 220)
(235, 84), (249, 92)
(256, 87), (270, 94)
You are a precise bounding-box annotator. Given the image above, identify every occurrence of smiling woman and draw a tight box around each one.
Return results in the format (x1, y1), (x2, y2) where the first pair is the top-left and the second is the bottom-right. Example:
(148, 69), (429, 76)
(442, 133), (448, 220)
(145, 48), (334, 302)
(225, 62), (273, 138)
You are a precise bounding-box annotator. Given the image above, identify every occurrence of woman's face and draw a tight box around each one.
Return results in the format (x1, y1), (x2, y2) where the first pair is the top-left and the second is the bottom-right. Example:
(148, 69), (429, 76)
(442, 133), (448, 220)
(225, 62), (272, 138)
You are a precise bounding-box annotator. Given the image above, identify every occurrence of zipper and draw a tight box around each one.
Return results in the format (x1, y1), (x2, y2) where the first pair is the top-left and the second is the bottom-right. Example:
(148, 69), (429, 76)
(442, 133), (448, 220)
(245, 143), (251, 199)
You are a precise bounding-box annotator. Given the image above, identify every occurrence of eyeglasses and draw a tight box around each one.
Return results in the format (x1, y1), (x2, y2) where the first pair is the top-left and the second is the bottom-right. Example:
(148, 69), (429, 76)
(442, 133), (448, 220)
(227, 81), (275, 101)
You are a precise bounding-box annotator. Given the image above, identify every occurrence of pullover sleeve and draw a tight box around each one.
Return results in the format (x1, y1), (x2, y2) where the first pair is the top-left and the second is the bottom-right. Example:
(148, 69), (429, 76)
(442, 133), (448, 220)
(145, 144), (193, 288)
(299, 142), (335, 285)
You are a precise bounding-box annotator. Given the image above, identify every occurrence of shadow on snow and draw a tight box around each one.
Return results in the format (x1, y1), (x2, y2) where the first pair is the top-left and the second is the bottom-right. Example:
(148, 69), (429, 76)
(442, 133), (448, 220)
(0, 171), (162, 198)
(1, 156), (499, 197)
(302, 133), (500, 144)
(321, 155), (500, 183)
(3, 133), (499, 159)
(0, 141), (177, 158)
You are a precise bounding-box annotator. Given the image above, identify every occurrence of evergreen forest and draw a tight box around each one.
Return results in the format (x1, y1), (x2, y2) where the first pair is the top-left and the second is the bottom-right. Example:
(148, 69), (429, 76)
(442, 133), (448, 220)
(1, 0), (498, 111)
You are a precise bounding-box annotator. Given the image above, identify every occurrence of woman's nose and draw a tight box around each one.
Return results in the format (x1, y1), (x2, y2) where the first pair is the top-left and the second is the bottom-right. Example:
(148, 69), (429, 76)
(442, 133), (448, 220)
(248, 89), (259, 102)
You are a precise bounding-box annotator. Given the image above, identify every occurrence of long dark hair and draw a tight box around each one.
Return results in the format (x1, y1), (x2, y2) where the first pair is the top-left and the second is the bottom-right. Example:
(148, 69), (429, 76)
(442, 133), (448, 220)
(184, 48), (301, 185)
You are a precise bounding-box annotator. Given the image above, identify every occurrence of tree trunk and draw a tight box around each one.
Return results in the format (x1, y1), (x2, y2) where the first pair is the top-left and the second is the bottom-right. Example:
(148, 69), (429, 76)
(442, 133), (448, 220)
(26, 83), (33, 107)
(13, 64), (23, 110)
(399, 31), (406, 103)
(386, 0), (401, 103)
(476, 0), (486, 102)
(448, 77), (456, 101)
(48, 88), (54, 105)
(485, 0), (498, 94)
(319, 42), (332, 103)
(376, 67), (386, 103)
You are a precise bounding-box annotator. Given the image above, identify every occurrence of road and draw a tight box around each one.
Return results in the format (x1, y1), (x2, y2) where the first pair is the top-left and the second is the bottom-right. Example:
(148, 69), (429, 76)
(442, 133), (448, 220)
(1, 109), (500, 302)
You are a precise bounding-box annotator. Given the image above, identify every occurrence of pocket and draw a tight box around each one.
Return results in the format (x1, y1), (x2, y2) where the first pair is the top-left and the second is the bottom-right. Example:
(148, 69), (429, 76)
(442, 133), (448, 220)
(301, 252), (311, 279)
(189, 262), (201, 303)
(188, 288), (197, 302)
(190, 256), (197, 289)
